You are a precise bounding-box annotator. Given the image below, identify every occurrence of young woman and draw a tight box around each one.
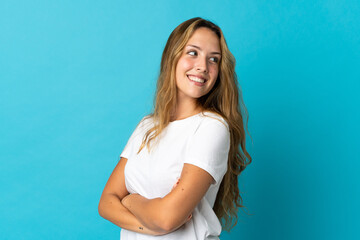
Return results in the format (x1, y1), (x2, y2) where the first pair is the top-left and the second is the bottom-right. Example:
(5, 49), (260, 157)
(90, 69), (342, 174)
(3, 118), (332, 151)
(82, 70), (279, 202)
(98, 17), (252, 239)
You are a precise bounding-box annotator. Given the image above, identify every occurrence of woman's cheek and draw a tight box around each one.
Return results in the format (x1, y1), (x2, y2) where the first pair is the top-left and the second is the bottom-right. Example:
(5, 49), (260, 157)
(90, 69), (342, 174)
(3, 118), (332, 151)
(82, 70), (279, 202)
(181, 57), (194, 69)
(210, 65), (219, 77)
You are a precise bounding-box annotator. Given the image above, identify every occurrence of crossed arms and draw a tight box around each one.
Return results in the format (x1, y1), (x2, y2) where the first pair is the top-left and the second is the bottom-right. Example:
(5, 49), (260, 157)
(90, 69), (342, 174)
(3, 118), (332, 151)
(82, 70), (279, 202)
(98, 157), (214, 235)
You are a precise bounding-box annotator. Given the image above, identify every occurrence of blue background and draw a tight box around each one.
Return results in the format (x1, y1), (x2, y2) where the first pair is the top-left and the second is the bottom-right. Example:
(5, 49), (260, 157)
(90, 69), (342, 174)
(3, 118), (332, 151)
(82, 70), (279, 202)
(1, 0), (359, 239)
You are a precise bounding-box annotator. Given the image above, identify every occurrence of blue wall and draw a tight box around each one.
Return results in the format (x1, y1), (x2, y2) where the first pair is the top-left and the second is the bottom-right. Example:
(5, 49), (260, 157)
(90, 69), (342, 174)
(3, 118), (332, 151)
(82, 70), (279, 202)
(1, 1), (359, 239)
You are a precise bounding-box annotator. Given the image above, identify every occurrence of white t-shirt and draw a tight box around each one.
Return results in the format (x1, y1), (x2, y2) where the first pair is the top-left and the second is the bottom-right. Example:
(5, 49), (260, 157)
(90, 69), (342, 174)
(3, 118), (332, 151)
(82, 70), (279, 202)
(120, 111), (230, 240)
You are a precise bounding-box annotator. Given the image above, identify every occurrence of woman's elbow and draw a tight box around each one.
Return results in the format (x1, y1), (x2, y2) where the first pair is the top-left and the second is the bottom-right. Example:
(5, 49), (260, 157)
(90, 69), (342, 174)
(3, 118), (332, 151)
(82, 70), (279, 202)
(98, 194), (112, 218)
(98, 198), (106, 218)
(156, 210), (186, 233)
(157, 220), (174, 233)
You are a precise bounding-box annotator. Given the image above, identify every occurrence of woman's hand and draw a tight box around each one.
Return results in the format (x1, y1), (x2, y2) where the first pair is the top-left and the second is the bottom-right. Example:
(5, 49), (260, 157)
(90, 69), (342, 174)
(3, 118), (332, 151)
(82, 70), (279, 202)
(121, 193), (138, 207)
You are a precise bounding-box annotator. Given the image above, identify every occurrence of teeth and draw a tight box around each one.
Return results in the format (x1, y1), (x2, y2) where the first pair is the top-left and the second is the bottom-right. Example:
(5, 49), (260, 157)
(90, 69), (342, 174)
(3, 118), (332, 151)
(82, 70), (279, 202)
(188, 75), (205, 83)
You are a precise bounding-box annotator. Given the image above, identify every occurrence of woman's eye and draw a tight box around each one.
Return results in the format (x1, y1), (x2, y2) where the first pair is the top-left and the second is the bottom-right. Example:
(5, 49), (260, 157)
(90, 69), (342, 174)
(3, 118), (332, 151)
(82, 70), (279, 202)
(209, 57), (219, 63)
(187, 50), (197, 56)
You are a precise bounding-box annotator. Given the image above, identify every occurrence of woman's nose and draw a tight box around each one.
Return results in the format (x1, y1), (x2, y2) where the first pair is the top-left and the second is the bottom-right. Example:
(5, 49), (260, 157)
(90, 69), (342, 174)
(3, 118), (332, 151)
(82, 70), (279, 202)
(196, 57), (208, 73)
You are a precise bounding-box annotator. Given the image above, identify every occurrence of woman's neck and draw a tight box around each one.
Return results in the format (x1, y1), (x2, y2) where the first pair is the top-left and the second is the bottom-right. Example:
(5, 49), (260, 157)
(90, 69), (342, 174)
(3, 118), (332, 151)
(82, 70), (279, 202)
(170, 98), (202, 122)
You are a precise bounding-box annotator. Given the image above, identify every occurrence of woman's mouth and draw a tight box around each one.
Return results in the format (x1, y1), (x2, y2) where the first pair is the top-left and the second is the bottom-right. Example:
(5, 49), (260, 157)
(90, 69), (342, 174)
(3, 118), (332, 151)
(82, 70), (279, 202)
(187, 75), (207, 86)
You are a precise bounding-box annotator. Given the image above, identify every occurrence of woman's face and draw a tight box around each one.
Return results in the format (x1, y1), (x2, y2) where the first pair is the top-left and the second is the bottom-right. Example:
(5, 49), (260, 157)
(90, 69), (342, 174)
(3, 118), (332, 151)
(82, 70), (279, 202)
(175, 27), (221, 103)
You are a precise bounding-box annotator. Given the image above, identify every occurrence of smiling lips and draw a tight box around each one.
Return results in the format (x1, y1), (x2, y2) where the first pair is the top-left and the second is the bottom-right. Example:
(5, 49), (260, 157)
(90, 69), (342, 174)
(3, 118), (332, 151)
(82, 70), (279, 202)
(187, 75), (207, 86)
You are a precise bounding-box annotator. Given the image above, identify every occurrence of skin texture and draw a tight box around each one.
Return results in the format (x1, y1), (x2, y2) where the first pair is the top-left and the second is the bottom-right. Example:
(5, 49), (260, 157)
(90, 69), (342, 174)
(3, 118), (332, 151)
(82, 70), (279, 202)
(98, 27), (222, 234)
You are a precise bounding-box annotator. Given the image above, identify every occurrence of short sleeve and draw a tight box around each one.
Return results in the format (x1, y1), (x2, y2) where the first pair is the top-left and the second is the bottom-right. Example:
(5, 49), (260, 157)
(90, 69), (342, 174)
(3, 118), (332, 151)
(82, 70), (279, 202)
(120, 116), (148, 160)
(184, 118), (230, 184)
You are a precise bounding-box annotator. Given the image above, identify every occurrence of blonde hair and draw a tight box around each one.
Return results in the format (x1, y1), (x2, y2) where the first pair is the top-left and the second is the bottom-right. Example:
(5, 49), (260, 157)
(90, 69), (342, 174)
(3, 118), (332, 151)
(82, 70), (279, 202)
(138, 17), (252, 231)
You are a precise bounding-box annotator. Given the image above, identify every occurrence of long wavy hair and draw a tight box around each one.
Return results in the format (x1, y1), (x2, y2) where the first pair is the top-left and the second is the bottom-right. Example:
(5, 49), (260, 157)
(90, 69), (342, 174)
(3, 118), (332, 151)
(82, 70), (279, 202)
(137, 17), (252, 231)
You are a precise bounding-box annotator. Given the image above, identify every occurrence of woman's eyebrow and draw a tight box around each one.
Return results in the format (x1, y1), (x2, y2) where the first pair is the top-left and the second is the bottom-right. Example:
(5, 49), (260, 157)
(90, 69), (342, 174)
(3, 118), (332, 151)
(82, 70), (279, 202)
(187, 44), (221, 55)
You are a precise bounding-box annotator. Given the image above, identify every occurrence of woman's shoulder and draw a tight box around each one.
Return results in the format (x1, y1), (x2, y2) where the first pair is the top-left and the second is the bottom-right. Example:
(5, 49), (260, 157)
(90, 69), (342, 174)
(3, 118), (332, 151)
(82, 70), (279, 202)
(139, 114), (155, 128)
(140, 114), (154, 123)
(199, 111), (229, 131)
(130, 114), (154, 134)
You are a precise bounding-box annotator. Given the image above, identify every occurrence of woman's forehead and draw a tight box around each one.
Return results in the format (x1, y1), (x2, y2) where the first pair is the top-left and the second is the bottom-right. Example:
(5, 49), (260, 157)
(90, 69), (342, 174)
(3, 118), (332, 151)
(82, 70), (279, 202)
(186, 28), (221, 52)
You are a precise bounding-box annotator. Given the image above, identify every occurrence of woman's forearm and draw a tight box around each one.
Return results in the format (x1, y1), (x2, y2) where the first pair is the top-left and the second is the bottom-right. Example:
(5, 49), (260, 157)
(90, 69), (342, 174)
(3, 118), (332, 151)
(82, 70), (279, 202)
(98, 193), (166, 235)
(122, 194), (189, 232)
(121, 194), (166, 231)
